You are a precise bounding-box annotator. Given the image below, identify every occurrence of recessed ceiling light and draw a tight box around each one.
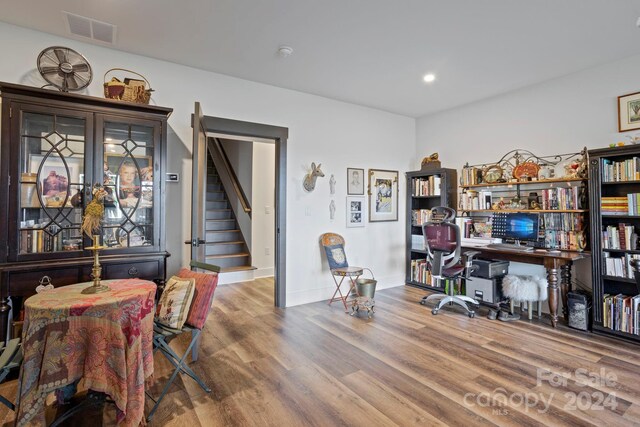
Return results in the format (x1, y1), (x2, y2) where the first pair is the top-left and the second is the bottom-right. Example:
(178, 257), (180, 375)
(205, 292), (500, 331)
(423, 73), (436, 83)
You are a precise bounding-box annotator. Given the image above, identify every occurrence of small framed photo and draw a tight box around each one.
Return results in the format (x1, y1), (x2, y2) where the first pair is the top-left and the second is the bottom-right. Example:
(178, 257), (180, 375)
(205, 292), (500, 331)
(618, 91), (640, 132)
(368, 169), (399, 222)
(346, 196), (365, 227)
(347, 168), (365, 195)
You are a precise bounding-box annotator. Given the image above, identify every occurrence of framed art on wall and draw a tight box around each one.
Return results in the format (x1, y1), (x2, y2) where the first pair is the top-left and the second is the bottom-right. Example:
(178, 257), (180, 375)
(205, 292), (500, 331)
(368, 169), (398, 222)
(618, 91), (640, 132)
(346, 196), (365, 227)
(347, 168), (365, 195)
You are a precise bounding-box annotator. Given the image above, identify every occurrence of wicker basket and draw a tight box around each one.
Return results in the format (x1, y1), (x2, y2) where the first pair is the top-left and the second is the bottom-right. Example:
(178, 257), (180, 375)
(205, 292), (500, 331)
(103, 68), (153, 104)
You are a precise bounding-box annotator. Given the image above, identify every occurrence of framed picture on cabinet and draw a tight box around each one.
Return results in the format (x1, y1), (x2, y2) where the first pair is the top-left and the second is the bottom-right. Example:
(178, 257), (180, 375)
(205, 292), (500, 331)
(368, 169), (398, 222)
(618, 91), (640, 132)
(347, 168), (365, 195)
(346, 196), (365, 227)
(29, 154), (83, 207)
(104, 153), (153, 208)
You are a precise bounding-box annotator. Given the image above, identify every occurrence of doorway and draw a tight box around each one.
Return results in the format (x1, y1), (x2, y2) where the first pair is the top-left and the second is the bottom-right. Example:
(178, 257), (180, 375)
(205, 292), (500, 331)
(192, 112), (287, 308)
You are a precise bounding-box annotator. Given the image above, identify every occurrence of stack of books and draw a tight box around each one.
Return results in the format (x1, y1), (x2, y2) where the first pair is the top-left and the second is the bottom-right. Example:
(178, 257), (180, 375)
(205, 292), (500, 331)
(601, 197), (629, 215)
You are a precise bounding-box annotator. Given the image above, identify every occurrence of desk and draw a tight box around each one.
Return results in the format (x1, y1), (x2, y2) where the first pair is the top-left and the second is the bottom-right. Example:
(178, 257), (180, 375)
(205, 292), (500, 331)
(463, 246), (588, 327)
(16, 279), (156, 427)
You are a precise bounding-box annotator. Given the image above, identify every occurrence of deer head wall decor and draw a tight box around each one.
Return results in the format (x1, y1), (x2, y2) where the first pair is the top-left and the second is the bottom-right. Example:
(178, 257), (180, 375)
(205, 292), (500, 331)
(303, 162), (324, 192)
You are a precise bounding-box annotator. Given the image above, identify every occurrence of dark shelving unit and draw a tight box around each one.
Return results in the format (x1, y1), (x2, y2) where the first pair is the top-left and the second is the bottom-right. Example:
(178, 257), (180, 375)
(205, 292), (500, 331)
(405, 168), (457, 292)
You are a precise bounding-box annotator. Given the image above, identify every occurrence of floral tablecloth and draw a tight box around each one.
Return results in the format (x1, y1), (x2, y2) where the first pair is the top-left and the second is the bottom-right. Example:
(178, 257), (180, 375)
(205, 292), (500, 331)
(16, 279), (156, 427)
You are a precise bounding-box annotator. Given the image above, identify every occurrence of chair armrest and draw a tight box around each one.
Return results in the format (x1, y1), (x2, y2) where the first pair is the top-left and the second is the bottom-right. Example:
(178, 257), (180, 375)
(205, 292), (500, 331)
(462, 251), (481, 278)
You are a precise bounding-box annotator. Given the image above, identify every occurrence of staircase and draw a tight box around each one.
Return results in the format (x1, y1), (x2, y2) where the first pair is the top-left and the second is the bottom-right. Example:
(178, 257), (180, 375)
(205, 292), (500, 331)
(204, 158), (254, 272)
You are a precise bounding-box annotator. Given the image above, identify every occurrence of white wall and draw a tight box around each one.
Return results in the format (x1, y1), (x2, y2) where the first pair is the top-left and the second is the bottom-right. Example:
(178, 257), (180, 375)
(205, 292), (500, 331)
(0, 22), (415, 306)
(252, 142), (275, 277)
(416, 52), (640, 291)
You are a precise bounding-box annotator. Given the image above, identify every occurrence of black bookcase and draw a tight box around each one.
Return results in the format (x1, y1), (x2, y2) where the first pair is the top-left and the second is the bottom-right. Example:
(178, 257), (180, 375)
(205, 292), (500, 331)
(588, 145), (640, 344)
(405, 168), (457, 291)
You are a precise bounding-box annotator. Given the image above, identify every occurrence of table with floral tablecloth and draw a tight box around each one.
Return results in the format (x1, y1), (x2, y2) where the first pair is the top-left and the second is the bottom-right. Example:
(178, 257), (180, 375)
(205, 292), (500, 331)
(16, 279), (156, 427)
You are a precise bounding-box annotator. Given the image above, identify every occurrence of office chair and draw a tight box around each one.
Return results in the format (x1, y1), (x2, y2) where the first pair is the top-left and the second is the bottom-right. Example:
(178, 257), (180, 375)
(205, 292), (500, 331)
(419, 206), (481, 318)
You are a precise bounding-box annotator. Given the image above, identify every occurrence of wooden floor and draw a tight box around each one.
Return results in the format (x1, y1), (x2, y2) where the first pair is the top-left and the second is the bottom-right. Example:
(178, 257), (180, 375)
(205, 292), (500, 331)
(1, 278), (640, 426)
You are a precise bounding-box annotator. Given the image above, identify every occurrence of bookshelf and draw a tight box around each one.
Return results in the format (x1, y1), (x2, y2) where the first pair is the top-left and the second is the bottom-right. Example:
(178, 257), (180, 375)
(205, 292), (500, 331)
(459, 150), (589, 252)
(405, 168), (457, 291)
(588, 145), (640, 343)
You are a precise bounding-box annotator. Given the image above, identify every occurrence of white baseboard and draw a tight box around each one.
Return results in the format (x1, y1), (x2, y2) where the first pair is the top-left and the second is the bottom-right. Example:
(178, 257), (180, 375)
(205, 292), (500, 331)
(218, 270), (255, 285)
(285, 275), (404, 307)
(254, 267), (274, 278)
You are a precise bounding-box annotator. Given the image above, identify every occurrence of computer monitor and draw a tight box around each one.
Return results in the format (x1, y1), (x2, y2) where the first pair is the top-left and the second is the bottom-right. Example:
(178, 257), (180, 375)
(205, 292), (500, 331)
(492, 212), (540, 242)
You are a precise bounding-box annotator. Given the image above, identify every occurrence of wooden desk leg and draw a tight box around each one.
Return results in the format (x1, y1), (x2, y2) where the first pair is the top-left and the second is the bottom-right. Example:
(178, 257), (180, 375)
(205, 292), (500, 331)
(560, 264), (572, 322)
(546, 267), (559, 328)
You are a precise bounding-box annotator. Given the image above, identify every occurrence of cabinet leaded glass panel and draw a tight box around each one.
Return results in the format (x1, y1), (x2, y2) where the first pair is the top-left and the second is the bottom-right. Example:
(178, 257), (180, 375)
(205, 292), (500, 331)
(18, 112), (85, 254)
(101, 121), (155, 249)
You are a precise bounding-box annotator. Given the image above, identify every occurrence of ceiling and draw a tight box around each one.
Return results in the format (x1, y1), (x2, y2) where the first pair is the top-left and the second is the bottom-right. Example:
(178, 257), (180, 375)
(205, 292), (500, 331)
(2, 0), (640, 117)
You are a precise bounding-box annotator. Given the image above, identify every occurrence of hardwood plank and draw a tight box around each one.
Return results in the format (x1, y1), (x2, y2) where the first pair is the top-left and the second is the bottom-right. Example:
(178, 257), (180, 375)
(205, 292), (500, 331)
(2, 278), (639, 426)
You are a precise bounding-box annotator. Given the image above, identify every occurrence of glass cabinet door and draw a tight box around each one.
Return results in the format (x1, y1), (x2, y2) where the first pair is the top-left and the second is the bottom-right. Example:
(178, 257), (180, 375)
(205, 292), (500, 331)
(100, 119), (157, 250)
(18, 111), (87, 255)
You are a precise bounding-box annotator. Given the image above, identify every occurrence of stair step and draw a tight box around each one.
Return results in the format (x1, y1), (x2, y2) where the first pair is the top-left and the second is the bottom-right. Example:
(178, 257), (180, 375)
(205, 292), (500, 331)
(207, 192), (226, 202)
(206, 219), (236, 231)
(206, 209), (232, 220)
(205, 253), (250, 269)
(219, 265), (258, 273)
(205, 241), (245, 255)
(206, 252), (249, 259)
(207, 201), (229, 209)
(207, 183), (222, 191)
(206, 229), (241, 243)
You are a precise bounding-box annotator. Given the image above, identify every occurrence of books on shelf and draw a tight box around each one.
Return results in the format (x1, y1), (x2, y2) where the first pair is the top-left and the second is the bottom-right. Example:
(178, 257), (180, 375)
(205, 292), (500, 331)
(461, 166), (482, 186)
(601, 158), (640, 182)
(410, 259), (439, 287)
(602, 252), (640, 278)
(411, 176), (441, 196)
(411, 209), (433, 226)
(602, 293), (640, 335)
(411, 234), (424, 250)
(540, 213), (585, 251)
(601, 197), (629, 215)
(602, 224), (637, 250)
(628, 193), (640, 215)
(460, 190), (493, 211)
(540, 187), (582, 210)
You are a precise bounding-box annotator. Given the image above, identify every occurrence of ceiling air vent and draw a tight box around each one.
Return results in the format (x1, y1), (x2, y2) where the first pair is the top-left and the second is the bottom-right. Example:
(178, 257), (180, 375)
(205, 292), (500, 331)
(64, 12), (116, 45)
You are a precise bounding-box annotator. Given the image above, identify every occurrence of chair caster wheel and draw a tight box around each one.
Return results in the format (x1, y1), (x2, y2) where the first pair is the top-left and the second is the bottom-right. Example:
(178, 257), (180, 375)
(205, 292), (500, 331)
(468, 311), (475, 318)
(420, 300), (426, 305)
(431, 309), (439, 315)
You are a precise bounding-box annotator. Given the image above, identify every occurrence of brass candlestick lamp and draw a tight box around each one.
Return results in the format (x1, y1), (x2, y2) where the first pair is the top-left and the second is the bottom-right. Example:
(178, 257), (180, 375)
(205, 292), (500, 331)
(81, 184), (110, 294)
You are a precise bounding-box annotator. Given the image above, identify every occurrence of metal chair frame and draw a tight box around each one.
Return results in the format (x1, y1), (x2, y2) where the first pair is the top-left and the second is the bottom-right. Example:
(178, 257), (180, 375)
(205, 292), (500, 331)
(146, 260), (220, 422)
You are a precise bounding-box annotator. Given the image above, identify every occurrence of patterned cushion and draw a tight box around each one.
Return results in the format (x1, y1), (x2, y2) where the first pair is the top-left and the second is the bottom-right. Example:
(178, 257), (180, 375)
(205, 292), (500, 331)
(156, 276), (196, 329)
(176, 268), (219, 329)
(323, 244), (349, 270)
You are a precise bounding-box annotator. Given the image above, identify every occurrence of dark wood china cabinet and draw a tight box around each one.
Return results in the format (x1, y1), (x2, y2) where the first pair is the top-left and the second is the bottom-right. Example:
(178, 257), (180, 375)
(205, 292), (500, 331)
(0, 82), (172, 338)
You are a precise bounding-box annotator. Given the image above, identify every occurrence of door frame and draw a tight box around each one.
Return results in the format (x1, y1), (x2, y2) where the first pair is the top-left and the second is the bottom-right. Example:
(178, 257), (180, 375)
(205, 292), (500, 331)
(197, 115), (288, 308)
